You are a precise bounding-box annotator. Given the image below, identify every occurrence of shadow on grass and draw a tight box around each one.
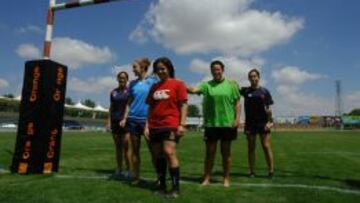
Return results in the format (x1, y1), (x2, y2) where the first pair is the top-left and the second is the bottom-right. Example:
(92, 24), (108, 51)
(345, 179), (360, 189)
(70, 167), (153, 175)
(127, 178), (158, 192)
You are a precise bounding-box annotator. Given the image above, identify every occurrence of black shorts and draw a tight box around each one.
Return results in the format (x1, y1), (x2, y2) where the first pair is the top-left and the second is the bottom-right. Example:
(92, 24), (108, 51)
(204, 127), (238, 142)
(111, 120), (127, 135)
(126, 118), (146, 137)
(149, 128), (179, 143)
(244, 123), (270, 135)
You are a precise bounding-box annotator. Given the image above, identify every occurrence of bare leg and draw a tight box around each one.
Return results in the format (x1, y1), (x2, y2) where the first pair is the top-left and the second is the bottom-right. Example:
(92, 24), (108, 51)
(221, 140), (232, 187)
(130, 134), (141, 182)
(260, 133), (274, 175)
(164, 140), (180, 194)
(163, 141), (179, 168)
(122, 132), (132, 172)
(247, 134), (256, 176)
(112, 133), (123, 174)
(152, 142), (166, 190)
(201, 140), (217, 186)
(146, 138), (157, 172)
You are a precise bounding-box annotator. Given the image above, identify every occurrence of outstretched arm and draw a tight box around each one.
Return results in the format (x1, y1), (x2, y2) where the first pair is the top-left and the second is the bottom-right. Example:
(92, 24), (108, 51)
(187, 86), (201, 94)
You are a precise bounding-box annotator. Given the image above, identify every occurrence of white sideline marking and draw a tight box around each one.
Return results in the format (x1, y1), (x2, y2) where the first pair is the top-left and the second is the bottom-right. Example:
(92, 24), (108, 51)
(297, 151), (360, 155)
(0, 168), (10, 174)
(54, 174), (360, 195)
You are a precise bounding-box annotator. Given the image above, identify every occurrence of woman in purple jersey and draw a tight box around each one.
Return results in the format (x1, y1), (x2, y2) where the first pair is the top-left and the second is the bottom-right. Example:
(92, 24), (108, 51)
(240, 69), (274, 178)
(107, 71), (132, 179)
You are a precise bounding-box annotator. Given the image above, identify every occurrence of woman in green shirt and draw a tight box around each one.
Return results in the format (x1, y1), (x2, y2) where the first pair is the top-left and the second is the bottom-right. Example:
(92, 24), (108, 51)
(188, 60), (241, 187)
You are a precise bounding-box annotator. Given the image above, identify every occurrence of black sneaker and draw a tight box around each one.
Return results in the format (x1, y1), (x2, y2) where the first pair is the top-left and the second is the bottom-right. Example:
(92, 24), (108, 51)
(108, 172), (123, 180)
(154, 185), (167, 196)
(268, 172), (274, 179)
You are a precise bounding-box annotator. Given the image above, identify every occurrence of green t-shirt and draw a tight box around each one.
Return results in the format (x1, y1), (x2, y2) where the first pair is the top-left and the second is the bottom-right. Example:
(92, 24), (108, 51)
(197, 79), (240, 127)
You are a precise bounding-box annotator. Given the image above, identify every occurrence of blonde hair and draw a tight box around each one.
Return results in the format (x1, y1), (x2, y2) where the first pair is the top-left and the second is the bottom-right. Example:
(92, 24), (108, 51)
(135, 58), (151, 72)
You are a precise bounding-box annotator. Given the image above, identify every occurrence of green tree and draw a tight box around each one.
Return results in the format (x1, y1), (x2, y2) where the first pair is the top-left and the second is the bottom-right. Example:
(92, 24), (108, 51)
(349, 108), (360, 116)
(3, 93), (14, 98)
(188, 104), (200, 117)
(84, 99), (96, 108)
(65, 97), (74, 105)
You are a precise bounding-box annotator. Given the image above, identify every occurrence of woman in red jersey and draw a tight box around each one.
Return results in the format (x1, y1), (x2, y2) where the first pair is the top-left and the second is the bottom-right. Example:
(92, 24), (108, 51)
(146, 57), (188, 198)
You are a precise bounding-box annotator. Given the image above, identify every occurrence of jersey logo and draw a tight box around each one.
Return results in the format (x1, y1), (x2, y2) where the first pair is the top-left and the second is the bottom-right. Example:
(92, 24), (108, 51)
(153, 90), (170, 100)
(248, 93), (252, 97)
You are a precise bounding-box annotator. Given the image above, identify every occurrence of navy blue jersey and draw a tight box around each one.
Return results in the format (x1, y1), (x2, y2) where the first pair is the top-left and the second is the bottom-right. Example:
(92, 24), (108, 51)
(240, 86), (274, 124)
(110, 87), (129, 121)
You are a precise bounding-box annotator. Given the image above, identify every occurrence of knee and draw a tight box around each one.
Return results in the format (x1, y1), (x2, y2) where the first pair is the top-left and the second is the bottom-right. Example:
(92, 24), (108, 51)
(164, 149), (175, 158)
(220, 147), (230, 157)
(261, 142), (271, 150)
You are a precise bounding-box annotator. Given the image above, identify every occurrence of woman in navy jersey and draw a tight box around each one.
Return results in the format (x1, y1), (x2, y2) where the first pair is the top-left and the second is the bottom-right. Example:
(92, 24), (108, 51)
(241, 69), (274, 178)
(107, 71), (132, 179)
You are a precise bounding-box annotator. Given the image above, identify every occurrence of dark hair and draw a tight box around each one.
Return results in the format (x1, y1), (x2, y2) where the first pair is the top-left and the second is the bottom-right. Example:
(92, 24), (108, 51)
(117, 71), (129, 81)
(248, 68), (260, 78)
(135, 58), (151, 72)
(210, 60), (225, 71)
(153, 57), (175, 78)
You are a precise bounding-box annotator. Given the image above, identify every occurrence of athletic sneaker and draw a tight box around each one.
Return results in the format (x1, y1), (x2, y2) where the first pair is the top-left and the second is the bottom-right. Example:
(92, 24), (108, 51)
(248, 172), (256, 178)
(125, 171), (135, 180)
(120, 171), (133, 179)
(166, 190), (180, 199)
(109, 172), (123, 180)
(131, 178), (141, 185)
(154, 186), (167, 196)
(268, 172), (274, 179)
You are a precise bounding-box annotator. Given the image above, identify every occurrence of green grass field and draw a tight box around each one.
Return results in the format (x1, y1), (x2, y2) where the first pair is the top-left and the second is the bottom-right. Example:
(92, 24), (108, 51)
(0, 130), (360, 203)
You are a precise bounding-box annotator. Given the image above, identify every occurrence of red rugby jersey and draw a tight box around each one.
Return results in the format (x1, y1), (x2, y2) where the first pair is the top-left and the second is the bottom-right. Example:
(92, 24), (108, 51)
(146, 79), (188, 129)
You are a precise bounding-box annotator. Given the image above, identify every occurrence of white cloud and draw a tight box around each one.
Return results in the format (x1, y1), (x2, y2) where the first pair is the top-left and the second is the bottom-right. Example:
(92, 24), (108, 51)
(271, 66), (326, 85)
(345, 91), (360, 112)
(16, 25), (43, 34)
(16, 44), (41, 59)
(68, 76), (117, 93)
(52, 37), (115, 69)
(131, 0), (303, 56)
(16, 37), (116, 69)
(271, 66), (331, 115)
(189, 56), (265, 86)
(0, 78), (9, 89)
(112, 64), (136, 81)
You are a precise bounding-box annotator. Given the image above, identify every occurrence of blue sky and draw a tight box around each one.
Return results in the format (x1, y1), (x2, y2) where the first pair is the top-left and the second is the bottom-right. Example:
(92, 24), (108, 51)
(0, 0), (359, 116)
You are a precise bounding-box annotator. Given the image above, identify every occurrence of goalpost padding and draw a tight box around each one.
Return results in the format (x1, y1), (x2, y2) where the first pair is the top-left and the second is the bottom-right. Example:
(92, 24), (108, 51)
(11, 60), (67, 174)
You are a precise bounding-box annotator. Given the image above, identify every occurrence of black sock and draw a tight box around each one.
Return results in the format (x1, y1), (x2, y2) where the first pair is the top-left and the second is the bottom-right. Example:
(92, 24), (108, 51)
(169, 167), (180, 192)
(156, 156), (167, 188)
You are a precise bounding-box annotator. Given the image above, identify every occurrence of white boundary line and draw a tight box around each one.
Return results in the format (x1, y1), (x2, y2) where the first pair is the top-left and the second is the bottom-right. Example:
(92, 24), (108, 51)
(54, 174), (360, 195)
(1, 171), (359, 195)
(296, 152), (360, 155)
